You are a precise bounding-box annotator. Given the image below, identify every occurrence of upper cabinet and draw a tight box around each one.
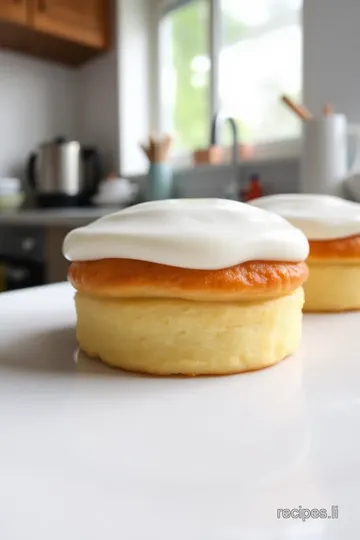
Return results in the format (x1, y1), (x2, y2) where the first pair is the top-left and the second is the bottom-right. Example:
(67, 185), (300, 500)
(0, 0), (28, 25)
(0, 0), (110, 66)
(32, 0), (108, 49)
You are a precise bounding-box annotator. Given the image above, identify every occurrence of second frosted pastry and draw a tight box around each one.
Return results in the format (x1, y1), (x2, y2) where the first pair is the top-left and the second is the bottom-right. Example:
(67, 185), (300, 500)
(251, 194), (360, 312)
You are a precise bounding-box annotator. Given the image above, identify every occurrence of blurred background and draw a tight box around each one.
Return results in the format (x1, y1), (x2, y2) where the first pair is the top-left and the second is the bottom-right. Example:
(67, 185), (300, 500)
(0, 0), (358, 290)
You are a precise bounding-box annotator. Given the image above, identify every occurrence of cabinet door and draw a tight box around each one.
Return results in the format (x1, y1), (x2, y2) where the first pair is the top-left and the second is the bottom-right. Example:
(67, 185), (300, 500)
(32, 0), (109, 48)
(0, 0), (28, 24)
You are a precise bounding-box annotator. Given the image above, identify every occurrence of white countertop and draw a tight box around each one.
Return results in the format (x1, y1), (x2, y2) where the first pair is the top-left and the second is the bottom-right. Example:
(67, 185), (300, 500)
(0, 283), (359, 539)
(0, 208), (120, 227)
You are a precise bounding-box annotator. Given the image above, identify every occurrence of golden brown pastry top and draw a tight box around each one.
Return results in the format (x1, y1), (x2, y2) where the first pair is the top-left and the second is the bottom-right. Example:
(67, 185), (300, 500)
(309, 234), (360, 262)
(68, 258), (308, 302)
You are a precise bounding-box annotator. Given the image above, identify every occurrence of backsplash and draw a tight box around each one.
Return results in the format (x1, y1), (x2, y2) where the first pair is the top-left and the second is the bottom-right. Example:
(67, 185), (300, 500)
(21, 157), (300, 209)
(131, 158), (299, 200)
(0, 50), (78, 178)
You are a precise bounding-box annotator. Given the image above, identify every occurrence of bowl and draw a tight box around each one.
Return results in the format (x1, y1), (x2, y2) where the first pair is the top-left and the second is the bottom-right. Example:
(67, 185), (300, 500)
(0, 192), (25, 212)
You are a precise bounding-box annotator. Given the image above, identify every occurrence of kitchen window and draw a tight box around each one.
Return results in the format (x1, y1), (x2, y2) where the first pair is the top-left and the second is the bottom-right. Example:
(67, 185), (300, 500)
(158, 0), (303, 160)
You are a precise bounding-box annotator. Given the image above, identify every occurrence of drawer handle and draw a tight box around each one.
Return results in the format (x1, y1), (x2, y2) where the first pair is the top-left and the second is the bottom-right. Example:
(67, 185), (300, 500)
(21, 238), (36, 252)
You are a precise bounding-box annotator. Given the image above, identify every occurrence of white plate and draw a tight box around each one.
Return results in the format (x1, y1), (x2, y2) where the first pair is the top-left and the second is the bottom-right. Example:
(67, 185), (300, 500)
(0, 283), (358, 539)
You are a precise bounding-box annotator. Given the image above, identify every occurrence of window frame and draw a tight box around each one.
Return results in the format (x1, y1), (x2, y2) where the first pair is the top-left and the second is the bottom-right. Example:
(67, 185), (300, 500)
(155, 0), (302, 165)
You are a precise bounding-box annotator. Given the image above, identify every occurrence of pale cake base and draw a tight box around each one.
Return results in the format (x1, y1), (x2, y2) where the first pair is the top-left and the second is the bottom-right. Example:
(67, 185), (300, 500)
(74, 287), (304, 376)
(304, 261), (360, 312)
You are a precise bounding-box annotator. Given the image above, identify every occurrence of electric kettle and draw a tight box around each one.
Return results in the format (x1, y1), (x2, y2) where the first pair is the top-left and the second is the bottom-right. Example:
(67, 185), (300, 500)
(27, 137), (102, 207)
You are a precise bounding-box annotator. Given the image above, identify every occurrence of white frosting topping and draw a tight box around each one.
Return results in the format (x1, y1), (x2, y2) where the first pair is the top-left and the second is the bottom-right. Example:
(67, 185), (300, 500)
(250, 194), (360, 240)
(62, 198), (309, 269)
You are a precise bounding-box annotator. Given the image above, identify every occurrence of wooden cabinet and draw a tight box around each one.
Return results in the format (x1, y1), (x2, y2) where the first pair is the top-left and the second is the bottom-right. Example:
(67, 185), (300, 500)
(32, 0), (108, 49)
(0, 0), (110, 65)
(0, 0), (28, 25)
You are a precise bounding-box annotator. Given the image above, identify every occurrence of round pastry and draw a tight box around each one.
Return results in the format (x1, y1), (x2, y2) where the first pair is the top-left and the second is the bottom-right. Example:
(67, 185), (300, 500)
(63, 198), (309, 375)
(250, 194), (360, 312)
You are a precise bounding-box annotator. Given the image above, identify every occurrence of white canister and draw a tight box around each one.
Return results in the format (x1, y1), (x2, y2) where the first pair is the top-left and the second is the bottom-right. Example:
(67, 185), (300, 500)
(300, 114), (348, 197)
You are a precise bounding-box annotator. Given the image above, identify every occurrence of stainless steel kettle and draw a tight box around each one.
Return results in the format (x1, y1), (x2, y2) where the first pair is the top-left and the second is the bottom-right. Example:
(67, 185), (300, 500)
(27, 137), (102, 207)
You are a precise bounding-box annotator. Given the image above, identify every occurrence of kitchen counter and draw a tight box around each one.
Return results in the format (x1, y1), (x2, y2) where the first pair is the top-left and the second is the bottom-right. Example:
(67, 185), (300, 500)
(0, 282), (356, 538)
(0, 207), (119, 228)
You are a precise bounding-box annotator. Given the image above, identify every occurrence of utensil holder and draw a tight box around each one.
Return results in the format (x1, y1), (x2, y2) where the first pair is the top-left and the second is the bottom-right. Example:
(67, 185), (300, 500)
(301, 115), (347, 196)
(146, 163), (173, 201)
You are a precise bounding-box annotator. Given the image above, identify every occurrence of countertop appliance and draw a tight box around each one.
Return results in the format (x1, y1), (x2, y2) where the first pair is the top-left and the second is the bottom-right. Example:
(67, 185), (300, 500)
(27, 137), (102, 207)
(0, 226), (45, 291)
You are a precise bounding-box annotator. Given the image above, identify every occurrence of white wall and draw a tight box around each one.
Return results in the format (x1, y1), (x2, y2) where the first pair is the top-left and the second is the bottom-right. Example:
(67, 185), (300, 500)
(76, 0), (154, 177)
(304, 0), (360, 122)
(0, 50), (78, 179)
(76, 48), (120, 174)
(117, 0), (152, 175)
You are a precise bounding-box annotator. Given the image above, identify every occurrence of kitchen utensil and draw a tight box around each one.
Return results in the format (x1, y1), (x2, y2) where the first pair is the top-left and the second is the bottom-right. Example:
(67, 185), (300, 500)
(322, 103), (334, 116)
(281, 95), (313, 121)
(27, 137), (102, 207)
(300, 114), (360, 196)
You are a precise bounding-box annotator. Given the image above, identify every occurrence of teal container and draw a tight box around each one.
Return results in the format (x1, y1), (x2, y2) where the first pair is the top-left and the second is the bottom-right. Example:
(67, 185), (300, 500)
(146, 163), (173, 201)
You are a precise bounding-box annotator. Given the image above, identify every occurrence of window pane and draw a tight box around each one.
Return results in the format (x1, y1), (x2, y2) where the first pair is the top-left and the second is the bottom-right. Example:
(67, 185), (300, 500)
(161, 0), (210, 151)
(220, 0), (302, 144)
(222, 0), (301, 29)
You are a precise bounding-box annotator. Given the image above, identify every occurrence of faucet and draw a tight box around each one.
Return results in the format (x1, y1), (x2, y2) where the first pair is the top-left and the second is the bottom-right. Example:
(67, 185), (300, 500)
(210, 112), (241, 200)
